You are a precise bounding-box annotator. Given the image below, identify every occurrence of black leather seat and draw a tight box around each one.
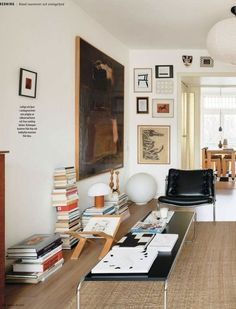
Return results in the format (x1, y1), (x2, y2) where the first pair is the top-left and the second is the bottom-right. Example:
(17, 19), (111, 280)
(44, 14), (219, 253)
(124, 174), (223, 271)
(158, 168), (216, 221)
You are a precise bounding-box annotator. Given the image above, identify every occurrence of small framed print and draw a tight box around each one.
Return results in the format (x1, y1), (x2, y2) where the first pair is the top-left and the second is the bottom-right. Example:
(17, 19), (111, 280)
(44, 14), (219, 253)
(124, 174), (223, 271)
(156, 80), (174, 94)
(152, 99), (174, 118)
(19, 68), (37, 98)
(137, 125), (170, 164)
(155, 65), (173, 79)
(136, 97), (149, 114)
(134, 68), (152, 92)
(200, 56), (214, 67)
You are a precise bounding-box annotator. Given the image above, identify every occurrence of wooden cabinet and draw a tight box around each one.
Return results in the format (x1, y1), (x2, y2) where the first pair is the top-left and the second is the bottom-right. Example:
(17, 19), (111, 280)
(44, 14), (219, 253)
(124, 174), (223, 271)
(0, 151), (8, 308)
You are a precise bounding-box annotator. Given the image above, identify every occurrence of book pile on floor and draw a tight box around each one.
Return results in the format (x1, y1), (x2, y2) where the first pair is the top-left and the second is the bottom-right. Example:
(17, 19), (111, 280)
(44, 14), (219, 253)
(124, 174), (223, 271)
(6, 234), (63, 284)
(105, 192), (130, 222)
(52, 166), (82, 249)
(81, 204), (116, 228)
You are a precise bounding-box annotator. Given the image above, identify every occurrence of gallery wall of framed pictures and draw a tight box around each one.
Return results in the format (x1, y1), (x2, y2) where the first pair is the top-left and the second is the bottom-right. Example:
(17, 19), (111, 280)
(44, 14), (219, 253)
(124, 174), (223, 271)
(133, 64), (175, 165)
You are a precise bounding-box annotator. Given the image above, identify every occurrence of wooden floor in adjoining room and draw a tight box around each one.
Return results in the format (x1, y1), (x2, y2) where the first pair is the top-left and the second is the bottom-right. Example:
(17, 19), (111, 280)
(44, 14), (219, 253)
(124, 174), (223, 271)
(81, 222), (236, 309)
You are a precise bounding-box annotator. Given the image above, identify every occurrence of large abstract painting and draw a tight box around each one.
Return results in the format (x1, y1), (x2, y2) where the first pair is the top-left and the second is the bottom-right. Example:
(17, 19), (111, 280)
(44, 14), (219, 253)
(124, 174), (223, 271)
(75, 37), (124, 179)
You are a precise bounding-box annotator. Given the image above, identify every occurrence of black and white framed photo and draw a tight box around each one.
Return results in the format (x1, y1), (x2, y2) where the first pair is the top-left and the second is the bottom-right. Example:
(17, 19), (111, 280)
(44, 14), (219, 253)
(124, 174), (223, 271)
(19, 68), (37, 98)
(200, 56), (214, 67)
(136, 97), (149, 114)
(155, 65), (173, 79)
(152, 98), (174, 118)
(134, 68), (152, 92)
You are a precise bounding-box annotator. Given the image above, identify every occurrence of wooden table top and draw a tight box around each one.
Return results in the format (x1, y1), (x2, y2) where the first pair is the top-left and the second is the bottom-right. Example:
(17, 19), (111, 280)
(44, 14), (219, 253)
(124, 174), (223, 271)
(206, 148), (235, 154)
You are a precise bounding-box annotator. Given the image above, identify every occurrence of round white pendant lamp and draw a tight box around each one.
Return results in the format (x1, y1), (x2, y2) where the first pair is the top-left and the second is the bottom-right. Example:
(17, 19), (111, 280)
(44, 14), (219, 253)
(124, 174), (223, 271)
(207, 6), (236, 65)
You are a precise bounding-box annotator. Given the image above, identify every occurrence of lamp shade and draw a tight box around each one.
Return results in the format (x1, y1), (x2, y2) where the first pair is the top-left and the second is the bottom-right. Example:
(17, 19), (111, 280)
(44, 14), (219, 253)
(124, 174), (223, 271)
(125, 173), (157, 205)
(207, 17), (236, 65)
(88, 183), (110, 197)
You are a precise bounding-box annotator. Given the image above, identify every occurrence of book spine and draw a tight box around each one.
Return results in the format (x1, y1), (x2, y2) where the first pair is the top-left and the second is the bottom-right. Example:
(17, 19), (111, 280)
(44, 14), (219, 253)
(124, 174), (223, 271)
(13, 251), (63, 272)
(36, 239), (62, 257)
(56, 203), (78, 212)
(42, 251), (63, 272)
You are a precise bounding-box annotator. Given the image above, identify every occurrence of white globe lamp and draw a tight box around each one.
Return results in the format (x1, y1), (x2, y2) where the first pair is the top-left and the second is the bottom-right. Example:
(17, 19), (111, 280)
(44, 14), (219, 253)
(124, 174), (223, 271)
(125, 173), (157, 205)
(207, 7), (236, 65)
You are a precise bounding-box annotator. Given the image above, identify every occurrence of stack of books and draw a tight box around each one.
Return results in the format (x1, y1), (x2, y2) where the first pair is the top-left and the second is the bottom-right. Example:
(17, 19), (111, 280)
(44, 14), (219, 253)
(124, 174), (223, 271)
(52, 166), (82, 249)
(81, 204), (116, 228)
(105, 192), (130, 222)
(6, 234), (63, 284)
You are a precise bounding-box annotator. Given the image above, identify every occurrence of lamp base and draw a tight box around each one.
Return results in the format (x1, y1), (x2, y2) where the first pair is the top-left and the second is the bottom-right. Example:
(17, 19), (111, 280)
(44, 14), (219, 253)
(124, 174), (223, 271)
(95, 196), (104, 208)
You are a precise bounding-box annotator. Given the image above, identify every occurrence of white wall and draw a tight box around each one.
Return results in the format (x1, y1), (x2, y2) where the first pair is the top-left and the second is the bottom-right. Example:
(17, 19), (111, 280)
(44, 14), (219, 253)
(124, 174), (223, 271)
(2, 3), (236, 249)
(128, 49), (236, 199)
(0, 0), (129, 248)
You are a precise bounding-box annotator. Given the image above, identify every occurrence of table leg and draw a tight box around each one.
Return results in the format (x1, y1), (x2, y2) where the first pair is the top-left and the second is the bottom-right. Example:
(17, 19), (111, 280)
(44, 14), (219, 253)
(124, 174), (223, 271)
(77, 277), (84, 309)
(206, 151), (212, 169)
(164, 280), (168, 309)
(231, 152), (235, 180)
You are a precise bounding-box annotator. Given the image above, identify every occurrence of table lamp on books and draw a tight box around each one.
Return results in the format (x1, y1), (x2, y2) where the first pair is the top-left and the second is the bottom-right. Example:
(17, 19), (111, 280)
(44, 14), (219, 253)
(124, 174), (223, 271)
(88, 182), (111, 208)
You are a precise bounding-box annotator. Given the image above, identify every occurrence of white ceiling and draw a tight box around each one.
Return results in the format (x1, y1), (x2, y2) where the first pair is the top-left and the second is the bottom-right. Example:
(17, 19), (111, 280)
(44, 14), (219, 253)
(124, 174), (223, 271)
(74, 0), (236, 49)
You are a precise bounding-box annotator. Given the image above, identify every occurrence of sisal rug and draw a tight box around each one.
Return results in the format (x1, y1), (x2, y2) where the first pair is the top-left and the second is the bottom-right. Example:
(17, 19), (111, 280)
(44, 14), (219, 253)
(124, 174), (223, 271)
(69, 222), (236, 309)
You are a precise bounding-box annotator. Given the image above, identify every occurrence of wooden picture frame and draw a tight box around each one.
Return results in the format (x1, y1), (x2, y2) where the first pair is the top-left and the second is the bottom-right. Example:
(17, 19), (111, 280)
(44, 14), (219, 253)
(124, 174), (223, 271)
(137, 125), (170, 164)
(152, 99), (174, 118)
(136, 97), (149, 114)
(155, 65), (173, 79)
(19, 68), (37, 98)
(134, 68), (152, 92)
(75, 37), (124, 180)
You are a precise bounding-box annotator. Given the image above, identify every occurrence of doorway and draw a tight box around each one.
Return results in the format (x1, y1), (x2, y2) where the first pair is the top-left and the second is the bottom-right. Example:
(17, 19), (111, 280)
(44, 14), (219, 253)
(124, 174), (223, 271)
(178, 73), (236, 169)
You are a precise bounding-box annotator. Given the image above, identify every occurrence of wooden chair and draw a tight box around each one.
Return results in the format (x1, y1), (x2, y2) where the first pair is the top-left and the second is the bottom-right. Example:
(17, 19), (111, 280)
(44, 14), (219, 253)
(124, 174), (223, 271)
(202, 147), (222, 177)
(222, 153), (234, 177)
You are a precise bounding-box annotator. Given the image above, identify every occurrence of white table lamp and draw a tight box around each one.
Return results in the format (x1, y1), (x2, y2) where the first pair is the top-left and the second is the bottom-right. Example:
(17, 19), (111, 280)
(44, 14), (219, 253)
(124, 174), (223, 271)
(88, 182), (111, 208)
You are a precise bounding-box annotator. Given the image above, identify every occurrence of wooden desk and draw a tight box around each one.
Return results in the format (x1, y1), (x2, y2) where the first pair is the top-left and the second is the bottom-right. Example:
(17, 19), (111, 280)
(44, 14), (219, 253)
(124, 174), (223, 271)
(206, 149), (236, 179)
(5, 201), (157, 309)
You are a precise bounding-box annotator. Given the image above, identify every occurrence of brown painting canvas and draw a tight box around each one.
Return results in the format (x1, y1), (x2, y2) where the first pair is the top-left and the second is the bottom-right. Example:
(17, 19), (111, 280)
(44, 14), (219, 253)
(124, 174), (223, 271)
(75, 38), (124, 179)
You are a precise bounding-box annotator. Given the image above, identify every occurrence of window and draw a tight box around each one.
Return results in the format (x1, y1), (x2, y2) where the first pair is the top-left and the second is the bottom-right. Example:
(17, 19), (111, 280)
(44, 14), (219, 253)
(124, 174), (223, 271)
(201, 88), (236, 149)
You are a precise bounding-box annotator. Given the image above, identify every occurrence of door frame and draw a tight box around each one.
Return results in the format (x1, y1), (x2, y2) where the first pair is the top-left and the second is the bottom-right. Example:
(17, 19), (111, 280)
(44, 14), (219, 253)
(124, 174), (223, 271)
(177, 72), (236, 169)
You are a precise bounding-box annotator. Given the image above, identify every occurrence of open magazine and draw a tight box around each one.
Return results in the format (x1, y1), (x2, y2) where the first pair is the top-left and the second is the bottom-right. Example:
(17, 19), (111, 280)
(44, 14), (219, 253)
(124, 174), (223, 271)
(131, 210), (174, 234)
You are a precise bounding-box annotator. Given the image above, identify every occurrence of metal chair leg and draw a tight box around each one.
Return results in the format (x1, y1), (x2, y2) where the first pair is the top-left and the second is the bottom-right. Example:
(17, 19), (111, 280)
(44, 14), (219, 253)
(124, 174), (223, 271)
(213, 201), (216, 223)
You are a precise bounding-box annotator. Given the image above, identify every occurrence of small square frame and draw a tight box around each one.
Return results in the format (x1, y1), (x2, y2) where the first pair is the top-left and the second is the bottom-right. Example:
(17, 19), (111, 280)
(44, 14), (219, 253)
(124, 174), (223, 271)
(200, 56), (214, 67)
(136, 97), (149, 114)
(155, 65), (173, 78)
(19, 68), (37, 98)
(152, 99), (174, 118)
(156, 80), (174, 94)
(134, 68), (152, 92)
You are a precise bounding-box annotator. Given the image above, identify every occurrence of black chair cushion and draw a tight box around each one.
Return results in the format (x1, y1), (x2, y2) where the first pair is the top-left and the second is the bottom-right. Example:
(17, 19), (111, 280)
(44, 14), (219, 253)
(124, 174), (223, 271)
(166, 168), (214, 198)
(158, 195), (215, 206)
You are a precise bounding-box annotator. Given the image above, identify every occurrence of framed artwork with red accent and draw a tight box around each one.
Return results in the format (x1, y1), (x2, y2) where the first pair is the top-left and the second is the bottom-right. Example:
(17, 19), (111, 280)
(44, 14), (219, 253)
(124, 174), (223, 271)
(19, 68), (37, 98)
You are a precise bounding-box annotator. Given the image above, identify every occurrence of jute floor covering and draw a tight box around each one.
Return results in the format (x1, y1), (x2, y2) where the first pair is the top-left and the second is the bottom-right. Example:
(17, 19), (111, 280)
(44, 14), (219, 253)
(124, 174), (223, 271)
(78, 222), (236, 309)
